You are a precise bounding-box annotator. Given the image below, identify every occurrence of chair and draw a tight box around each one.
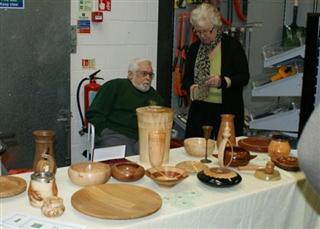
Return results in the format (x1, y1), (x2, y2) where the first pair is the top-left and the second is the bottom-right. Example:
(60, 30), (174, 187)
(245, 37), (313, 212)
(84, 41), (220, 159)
(81, 123), (95, 161)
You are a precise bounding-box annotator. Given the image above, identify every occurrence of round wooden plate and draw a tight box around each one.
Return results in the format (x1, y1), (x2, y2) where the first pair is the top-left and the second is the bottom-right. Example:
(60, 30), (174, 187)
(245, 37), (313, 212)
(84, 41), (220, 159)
(71, 183), (162, 219)
(238, 136), (271, 153)
(0, 176), (27, 198)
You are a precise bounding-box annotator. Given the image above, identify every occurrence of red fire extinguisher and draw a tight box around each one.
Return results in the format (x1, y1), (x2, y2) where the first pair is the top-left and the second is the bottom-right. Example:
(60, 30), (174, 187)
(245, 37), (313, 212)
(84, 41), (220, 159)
(77, 70), (103, 135)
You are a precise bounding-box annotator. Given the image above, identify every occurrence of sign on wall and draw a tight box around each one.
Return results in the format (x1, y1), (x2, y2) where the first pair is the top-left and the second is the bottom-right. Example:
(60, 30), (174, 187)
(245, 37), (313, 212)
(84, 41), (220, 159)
(78, 19), (91, 34)
(78, 0), (92, 34)
(98, 0), (111, 11)
(0, 0), (24, 9)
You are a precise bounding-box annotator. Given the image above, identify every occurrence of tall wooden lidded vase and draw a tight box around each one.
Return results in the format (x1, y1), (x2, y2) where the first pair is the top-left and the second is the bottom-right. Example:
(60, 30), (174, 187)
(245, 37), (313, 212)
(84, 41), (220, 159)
(136, 106), (174, 164)
(32, 130), (57, 174)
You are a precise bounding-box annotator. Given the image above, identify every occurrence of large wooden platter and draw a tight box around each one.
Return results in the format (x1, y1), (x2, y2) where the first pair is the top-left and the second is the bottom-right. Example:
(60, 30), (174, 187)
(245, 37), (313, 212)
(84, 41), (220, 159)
(0, 176), (27, 198)
(71, 183), (162, 219)
(238, 136), (271, 153)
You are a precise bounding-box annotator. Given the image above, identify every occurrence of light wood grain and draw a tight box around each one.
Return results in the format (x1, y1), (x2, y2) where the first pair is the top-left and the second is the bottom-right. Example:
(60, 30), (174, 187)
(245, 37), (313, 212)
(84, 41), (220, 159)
(71, 183), (162, 219)
(0, 176), (27, 198)
(176, 161), (208, 173)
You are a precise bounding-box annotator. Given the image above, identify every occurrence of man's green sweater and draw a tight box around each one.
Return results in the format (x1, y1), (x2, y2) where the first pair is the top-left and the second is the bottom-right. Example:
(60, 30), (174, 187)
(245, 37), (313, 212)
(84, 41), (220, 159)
(86, 78), (164, 140)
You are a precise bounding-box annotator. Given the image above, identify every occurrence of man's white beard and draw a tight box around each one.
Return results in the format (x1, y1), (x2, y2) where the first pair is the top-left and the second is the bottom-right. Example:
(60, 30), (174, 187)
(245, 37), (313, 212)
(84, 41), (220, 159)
(132, 81), (150, 92)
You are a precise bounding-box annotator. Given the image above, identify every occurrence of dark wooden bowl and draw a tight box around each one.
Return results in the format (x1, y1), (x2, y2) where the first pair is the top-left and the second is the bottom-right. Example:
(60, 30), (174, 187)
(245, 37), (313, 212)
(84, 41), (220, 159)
(197, 167), (242, 187)
(272, 156), (299, 171)
(212, 146), (257, 167)
(238, 136), (271, 153)
(111, 162), (145, 182)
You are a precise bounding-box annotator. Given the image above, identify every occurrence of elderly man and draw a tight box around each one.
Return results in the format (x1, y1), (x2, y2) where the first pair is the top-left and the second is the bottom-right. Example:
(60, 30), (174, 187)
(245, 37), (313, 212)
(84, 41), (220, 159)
(86, 58), (164, 156)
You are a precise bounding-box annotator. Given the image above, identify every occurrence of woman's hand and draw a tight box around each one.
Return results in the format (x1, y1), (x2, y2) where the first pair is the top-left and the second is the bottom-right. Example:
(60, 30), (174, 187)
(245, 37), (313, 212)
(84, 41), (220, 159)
(190, 84), (199, 101)
(205, 75), (221, 88)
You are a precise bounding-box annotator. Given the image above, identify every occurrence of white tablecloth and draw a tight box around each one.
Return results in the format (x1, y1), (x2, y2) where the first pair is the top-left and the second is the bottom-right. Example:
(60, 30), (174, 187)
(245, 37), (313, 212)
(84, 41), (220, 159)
(2, 147), (320, 229)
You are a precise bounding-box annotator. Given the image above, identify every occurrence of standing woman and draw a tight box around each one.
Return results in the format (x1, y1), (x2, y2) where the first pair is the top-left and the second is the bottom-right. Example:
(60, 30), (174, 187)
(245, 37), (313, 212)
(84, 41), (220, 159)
(182, 3), (249, 138)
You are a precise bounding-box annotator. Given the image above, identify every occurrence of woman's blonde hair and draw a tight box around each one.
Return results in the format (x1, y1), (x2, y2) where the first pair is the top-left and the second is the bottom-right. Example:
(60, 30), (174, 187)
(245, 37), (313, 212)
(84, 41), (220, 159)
(190, 3), (222, 28)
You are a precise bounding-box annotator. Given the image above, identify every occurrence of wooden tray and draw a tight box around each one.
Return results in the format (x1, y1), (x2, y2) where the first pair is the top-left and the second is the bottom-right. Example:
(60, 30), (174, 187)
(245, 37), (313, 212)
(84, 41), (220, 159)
(71, 183), (162, 219)
(238, 137), (271, 153)
(0, 176), (27, 198)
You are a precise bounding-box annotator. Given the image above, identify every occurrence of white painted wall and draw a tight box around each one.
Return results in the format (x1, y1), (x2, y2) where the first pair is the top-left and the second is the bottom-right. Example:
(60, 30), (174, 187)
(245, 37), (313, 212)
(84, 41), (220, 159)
(70, 0), (159, 163)
(69, 0), (317, 163)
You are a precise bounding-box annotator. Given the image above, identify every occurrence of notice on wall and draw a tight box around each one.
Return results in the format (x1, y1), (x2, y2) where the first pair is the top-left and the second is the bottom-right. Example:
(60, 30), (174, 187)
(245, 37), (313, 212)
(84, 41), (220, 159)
(78, 19), (91, 34)
(79, 0), (92, 12)
(82, 58), (96, 69)
(78, 11), (90, 20)
(78, 0), (92, 34)
(0, 0), (24, 9)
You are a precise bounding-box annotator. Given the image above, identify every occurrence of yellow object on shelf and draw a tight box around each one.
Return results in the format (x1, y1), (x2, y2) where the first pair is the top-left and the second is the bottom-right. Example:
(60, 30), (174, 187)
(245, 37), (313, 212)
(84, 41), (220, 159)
(271, 65), (297, 82)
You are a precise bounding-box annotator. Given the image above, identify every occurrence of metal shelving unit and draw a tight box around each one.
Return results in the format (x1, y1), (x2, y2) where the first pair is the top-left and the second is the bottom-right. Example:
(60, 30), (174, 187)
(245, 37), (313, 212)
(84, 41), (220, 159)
(263, 45), (305, 68)
(249, 45), (305, 132)
(249, 109), (300, 132)
(252, 73), (303, 97)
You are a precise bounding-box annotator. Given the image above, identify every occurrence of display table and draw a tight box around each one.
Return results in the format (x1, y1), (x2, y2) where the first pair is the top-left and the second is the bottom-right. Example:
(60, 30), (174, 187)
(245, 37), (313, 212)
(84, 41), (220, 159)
(1, 147), (320, 228)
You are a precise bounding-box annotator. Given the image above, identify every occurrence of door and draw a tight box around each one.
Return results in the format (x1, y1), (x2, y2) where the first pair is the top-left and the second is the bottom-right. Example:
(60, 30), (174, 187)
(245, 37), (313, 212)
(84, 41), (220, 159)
(0, 0), (70, 170)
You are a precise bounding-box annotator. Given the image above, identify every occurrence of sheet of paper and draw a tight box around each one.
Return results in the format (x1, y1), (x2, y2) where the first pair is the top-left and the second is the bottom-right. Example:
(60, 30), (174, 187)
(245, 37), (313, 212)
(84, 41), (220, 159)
(93, 145), (126, 161)
(1, 213), (86, 229)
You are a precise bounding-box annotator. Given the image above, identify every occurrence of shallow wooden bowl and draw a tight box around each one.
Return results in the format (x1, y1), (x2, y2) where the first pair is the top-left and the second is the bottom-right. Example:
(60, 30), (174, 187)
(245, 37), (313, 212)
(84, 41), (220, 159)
(272, 156), (299, 171)
(146, 166), (189, 188)
(175, 161), (209, 173)
(184, 137), (215, 157)
(111, 162), (145, 182)
(197, 167), (242, 187)
(68, 162), (111, 186)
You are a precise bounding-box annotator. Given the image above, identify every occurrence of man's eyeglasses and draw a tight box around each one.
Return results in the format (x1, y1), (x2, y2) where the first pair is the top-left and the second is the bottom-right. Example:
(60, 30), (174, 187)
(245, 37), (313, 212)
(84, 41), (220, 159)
(193, 26), (215, 36)
(136, 70), (154, 78)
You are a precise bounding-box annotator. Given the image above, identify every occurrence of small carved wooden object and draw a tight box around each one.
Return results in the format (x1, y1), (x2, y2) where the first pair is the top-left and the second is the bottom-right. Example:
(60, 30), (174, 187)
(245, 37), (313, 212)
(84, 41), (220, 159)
(41, 196), (65, 217)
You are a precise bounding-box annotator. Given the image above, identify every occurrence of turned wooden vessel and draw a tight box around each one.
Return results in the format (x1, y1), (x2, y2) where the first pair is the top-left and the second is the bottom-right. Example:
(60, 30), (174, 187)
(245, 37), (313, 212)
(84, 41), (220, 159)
(111, 162), (145, 182)
(146, 166), (189, 188)
(68, 162), (111, 186)
(136, 106), (174, 164)
(217, 114), (236, 147)
(213, 146), (257, 167)
(41, 196), (65, 217)
(32, 130), (57, 174)
(28, 172), (58, 207)
(268, 135), (291, 159)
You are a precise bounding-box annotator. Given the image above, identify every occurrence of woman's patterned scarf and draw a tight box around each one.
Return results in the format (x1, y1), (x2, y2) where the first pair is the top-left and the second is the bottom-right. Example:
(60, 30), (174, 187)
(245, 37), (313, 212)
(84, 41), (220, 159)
(194, 30), (222, 99)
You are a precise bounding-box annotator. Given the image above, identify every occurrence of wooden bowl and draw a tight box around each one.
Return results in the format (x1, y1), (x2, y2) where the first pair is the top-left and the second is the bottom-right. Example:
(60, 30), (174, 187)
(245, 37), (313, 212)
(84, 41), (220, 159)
(111, 162), (145, 182)
(146, 166), (189, 187)
(272, 156), (299, 171)
(68, 162), (111, 186)
(238, 136), (271, 153)
(197, 167), (242, 187)
(184, 137), (215, 157)
(175, 161), (209, 173)
(212, 146), (257, 167)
